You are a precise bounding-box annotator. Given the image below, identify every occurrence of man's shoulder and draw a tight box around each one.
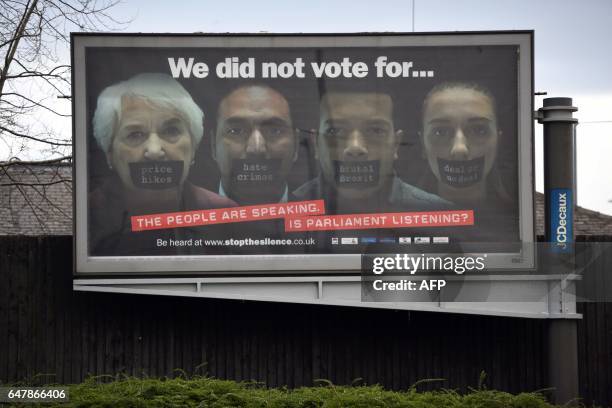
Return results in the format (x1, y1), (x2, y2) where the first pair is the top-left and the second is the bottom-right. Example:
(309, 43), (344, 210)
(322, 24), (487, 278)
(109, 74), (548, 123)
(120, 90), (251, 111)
(391, 178), (451, 208)
(186, 183), (237, 209)
(292, 178), (320, 200)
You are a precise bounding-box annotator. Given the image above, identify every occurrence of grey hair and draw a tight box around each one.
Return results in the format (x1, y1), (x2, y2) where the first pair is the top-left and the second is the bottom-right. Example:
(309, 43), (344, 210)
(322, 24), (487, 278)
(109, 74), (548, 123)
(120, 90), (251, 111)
(92, 73), (204, 154)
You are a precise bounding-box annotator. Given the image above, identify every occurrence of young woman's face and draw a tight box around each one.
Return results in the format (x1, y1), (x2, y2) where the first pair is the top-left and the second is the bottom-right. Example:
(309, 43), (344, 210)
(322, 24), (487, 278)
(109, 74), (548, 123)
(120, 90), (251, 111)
(422, 87), (499, 188)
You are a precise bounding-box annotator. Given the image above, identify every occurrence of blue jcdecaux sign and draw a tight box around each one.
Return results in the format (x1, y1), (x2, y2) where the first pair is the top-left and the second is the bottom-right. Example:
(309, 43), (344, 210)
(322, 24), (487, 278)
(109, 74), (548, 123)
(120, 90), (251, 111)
(550, 189), (573, 252)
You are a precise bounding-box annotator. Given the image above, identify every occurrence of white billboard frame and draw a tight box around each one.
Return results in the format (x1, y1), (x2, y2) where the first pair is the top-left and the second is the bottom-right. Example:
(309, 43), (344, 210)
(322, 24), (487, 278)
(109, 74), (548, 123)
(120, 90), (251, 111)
(73, 31), (535, 275)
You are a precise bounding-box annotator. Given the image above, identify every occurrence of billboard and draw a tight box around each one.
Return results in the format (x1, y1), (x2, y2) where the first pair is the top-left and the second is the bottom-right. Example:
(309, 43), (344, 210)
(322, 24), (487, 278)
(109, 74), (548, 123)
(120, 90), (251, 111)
(73, 32), (534, 275)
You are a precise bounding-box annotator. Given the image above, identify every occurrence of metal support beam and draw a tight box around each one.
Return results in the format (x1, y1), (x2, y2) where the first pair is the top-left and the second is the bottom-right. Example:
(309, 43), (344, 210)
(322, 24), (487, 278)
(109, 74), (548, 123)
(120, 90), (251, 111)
(73, 274), (581, 320)
(539, 97), (579, 403)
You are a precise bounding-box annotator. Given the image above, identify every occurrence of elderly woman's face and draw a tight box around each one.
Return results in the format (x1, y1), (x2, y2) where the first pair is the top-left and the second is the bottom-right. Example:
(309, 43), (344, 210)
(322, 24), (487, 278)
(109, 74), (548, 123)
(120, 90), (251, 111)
(108, 96), (193, 191)
(422, 88), (499, 188)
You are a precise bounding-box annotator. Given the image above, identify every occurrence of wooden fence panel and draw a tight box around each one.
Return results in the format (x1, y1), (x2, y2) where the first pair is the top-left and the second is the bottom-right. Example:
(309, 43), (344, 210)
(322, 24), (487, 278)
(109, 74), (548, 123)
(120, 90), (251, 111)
(0, 235), (609, 406)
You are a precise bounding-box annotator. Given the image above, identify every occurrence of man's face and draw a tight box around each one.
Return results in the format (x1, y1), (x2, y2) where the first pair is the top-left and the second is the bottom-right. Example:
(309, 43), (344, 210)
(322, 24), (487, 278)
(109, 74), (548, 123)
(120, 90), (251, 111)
(214, 86), (296, 204)
(317, 92), (399, 200)
(422, 87), (499, 186)
(109, 96), (194, 191)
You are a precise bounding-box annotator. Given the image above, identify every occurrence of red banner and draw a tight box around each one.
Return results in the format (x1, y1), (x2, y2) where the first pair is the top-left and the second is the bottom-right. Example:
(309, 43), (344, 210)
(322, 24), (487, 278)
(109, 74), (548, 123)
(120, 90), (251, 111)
(131, 200), (325, 232)
(284, 210), (474, 232)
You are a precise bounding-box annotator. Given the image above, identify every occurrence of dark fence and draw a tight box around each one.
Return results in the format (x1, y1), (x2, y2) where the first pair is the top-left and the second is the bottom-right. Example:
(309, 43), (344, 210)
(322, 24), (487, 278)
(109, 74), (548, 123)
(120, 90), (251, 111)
(576, 236), (612, 407)
(0, 235), (610, 405)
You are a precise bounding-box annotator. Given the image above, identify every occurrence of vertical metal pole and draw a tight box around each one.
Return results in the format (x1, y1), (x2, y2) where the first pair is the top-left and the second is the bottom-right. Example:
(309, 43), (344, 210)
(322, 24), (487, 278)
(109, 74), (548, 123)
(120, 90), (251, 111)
(538, 97), (579, 403)
(412, 0), (415, 32)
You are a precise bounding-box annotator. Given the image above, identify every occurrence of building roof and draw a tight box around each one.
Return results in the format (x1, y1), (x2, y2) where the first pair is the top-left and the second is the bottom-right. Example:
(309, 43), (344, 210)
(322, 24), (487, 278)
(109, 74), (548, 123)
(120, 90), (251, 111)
(534, 192), (612, 236)
(0, 163), (72, 235)
(1, 163), (611, 236)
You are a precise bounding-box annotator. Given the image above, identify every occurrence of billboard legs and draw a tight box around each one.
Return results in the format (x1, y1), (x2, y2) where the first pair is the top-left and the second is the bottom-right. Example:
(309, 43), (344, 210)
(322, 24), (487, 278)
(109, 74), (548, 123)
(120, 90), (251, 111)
(538, 97), (579, 403)
(547, 319), (579, 404)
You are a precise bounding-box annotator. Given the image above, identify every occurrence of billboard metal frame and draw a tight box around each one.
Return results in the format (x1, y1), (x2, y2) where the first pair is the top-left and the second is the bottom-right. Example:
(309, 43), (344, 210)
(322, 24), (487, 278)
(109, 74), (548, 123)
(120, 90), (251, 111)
(73, 31), (535, 276)
(72, 273), (579, 319)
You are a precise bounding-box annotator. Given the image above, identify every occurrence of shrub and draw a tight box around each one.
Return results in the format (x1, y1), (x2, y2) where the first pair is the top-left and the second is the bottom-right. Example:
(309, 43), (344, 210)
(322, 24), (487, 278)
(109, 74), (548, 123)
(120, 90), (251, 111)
(5, 376), (576, 408)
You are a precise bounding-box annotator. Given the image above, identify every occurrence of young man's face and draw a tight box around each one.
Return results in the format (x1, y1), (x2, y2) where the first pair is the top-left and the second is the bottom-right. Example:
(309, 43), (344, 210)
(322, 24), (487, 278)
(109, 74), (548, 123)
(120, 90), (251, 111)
(214, 86), (296, 204)
(317, 92), (400, 200)
(109, 96), (193, 191)
(422, 87), (499, 188)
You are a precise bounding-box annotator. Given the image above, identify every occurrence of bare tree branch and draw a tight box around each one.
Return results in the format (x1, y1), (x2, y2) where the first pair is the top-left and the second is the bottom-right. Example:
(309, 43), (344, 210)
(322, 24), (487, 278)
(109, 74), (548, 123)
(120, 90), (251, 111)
(0, 125), (71, 146)
(0, 0), (38, 96)
(0, 155), (71, 166)
(0, 179), (67, 186)
(1, 166), (50, 231)
(0, 0), (127, 232)
(1, 92), (70, 116)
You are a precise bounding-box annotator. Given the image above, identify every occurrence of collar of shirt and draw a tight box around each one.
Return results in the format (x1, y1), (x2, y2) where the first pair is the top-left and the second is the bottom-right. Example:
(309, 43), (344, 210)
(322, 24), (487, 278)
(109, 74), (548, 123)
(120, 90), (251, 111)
(218, 182), (289, 203)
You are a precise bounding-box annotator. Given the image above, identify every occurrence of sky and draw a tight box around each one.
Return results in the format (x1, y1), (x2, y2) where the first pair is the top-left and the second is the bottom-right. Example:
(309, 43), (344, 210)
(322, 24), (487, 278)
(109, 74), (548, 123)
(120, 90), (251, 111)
(116, 0), (612, 215)
(5, 0), (612, 215)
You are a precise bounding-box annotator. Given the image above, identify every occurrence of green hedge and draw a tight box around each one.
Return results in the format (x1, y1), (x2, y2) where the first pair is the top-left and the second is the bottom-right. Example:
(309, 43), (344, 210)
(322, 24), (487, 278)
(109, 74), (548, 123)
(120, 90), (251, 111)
(7, 376), (570, 407)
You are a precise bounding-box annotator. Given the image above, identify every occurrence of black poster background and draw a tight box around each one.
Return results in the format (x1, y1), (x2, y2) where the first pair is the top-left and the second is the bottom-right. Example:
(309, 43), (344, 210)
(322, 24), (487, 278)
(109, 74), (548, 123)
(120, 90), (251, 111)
(84, 43), (520, 257)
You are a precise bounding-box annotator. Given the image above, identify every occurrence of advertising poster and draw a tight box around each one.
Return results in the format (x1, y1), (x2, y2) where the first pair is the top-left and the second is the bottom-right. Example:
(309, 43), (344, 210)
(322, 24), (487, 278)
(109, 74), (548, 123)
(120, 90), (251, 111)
(73, 32), (534, 273)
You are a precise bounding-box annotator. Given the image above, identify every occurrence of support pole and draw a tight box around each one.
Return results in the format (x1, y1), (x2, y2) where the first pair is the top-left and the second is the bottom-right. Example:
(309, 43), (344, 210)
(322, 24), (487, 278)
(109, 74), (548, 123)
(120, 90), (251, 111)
(538, 97), (579, 403)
